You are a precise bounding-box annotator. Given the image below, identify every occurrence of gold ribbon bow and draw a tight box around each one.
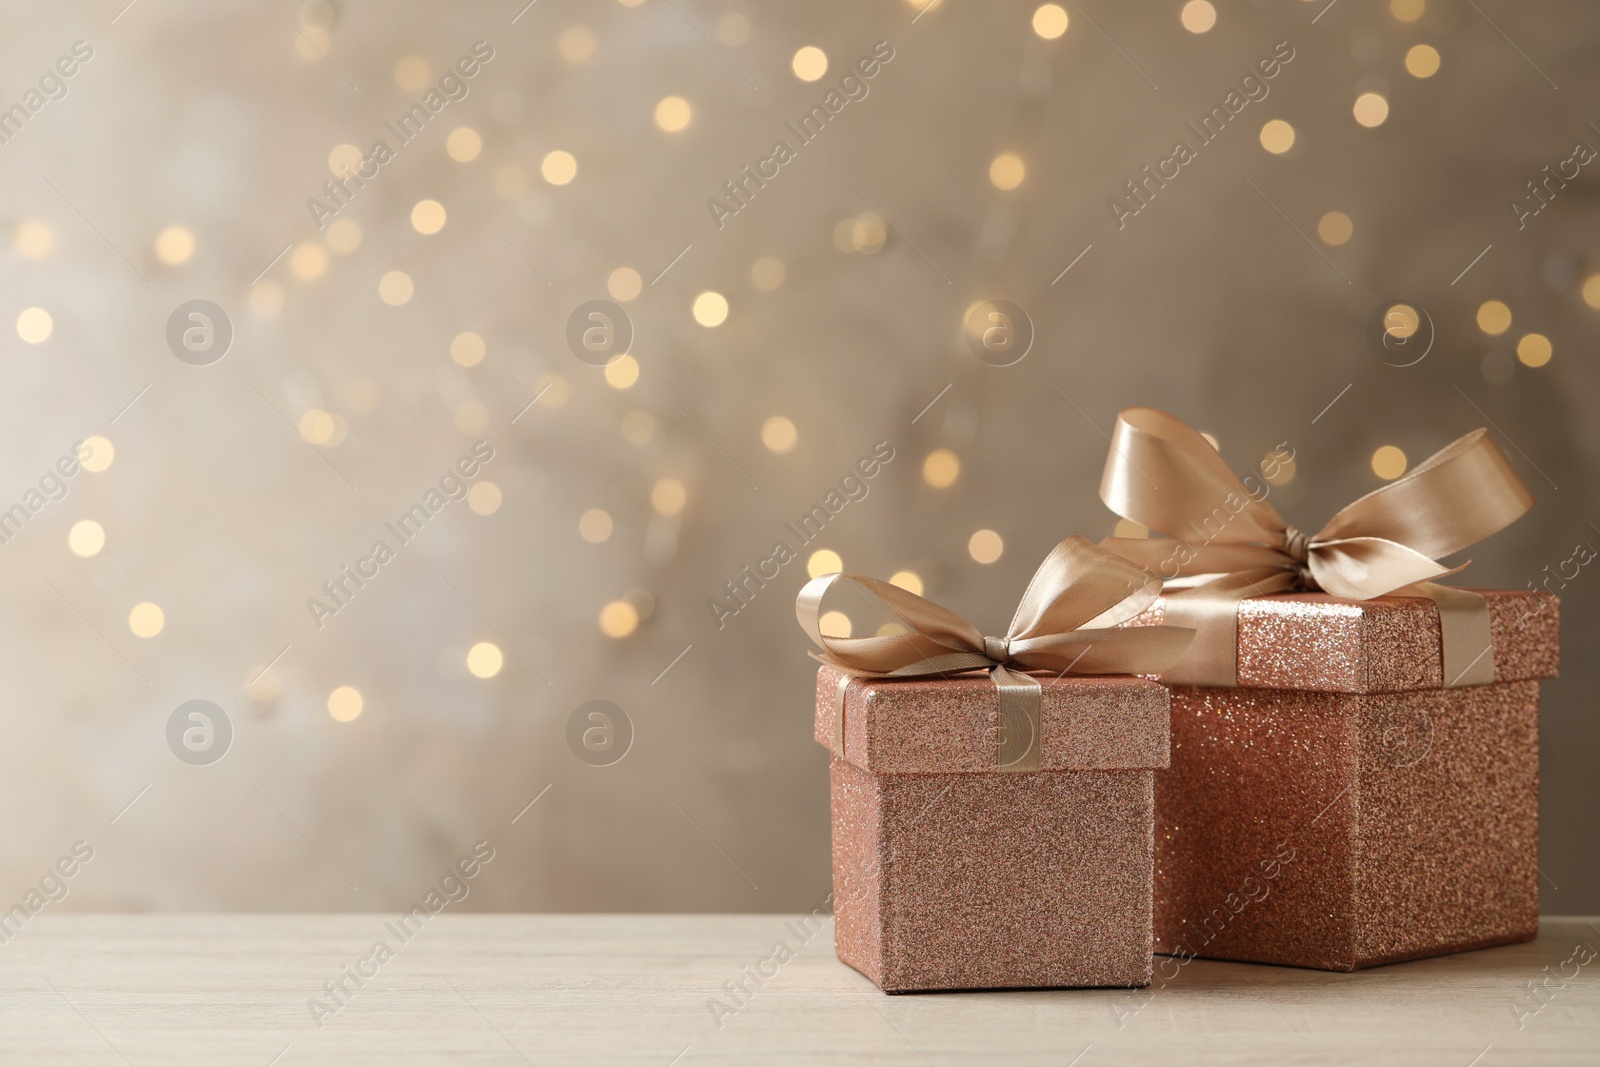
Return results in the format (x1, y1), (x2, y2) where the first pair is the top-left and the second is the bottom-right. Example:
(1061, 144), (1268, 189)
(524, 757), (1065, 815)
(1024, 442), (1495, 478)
(1099, 407), (1534, 687)
(796, 536), (1195, 771)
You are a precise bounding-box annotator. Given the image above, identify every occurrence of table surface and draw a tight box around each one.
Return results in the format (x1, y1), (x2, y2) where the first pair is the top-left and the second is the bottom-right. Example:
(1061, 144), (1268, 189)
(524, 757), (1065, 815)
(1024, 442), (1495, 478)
(0, 915), (1595, 1066)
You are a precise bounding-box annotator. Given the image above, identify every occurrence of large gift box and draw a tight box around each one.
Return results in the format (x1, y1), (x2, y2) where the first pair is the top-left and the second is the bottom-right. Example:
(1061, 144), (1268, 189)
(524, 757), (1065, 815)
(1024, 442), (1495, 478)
(797, 537), (1194, 992)
(1141, 589), (1557, 971)
(1099, 407), (1559, 971)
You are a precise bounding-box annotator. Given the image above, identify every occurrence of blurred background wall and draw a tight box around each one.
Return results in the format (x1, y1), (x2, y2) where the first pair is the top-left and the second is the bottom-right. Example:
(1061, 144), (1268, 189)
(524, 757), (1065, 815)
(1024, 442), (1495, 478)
(2, 0), (1596, 915)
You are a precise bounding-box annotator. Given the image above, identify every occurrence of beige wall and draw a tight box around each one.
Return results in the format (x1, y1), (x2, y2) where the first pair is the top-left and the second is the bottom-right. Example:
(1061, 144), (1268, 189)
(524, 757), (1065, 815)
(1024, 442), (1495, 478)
(0, 0), (1595, 915)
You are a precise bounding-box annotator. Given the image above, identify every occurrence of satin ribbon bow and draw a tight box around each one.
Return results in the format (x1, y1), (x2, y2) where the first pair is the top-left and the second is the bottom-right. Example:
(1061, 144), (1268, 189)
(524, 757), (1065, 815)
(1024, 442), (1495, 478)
(796, 536), (1195, 771)
(1099, 407), (1534, 687)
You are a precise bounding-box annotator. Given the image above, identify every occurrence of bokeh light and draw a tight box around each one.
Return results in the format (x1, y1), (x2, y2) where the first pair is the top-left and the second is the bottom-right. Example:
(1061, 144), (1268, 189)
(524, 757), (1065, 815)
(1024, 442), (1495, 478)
(692, 291), (729, 327)
(558, 26), (596, 64)
(467, 642), (503, 679)
(599, 600), (639, 638)
(580, 508), (614, 543)
(752, 257), (786, 291)
(410, 199), (447, 234)
(154, 226), (195, 265)
(761, 416), (798, 453)
(608, 267), (643, 301)
(1353, 93), (1390, 127)
(328, 686), (363, 721)
(792, 46), (828, 81)
(652, 477), (687, 516)
(1371, 445), (1408, 480)
(968, 529), (1004, 564)
(889, 571), (924, 596)
(1477, 300), (1512, 335)
(1259, 120), (1295, 154)
(378, 270), (414, 305)
(16, 307), (53, 343)
(989, 153), (1026, 190)
(468, 482), (502, 516)
(129, 601), (165, 638)
(1390, 0), (1425, 22)
(15, 221), (54, 259)
(1317, 211), (1353, 245)
(1180, 1), (1217, 33)
(604, 354), (640, 389)
(818, 611), (852, 638)
(807, 549), (843, 578)
(542, 150), (578, 185)
(290, 242), (328, 281)
(1517, 333), (1552, 367)
(446, 127), (482, 162)
(654, 96), (692, 132)
(1032, 4), (1069, 39)
(1405, 44), (1441, 78)
(451, 332), (486, 367)
(80, 437), (114, 473)
(922, 449), (960, 488)
(68, 520), (105, 558)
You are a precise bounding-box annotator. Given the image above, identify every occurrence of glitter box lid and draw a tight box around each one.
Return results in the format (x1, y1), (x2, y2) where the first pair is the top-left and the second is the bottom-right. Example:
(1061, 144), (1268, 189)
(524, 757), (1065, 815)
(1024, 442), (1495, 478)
(814, 663), (1170, 774)
(1139, 588), (1558, 694)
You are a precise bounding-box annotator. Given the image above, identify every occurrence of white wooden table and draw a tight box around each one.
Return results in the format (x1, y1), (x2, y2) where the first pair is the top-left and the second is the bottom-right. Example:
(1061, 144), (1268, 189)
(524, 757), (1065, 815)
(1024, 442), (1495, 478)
(1, 915), (1595, 1065)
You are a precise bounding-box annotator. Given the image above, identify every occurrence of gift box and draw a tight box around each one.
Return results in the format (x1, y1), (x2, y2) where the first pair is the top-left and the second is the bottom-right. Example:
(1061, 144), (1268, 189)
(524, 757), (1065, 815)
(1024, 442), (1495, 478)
(815, 663), (1172, 992)
(1144, 589), (1558, 971)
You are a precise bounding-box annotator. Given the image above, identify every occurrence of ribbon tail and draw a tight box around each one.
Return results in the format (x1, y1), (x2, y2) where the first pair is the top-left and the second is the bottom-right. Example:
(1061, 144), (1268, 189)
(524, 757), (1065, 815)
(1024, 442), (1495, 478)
(1159, 570), (1296, 686)
(830, 671), (854, 758)
(1409, 582), (1496, 687)
(990, 665), (1042, 772)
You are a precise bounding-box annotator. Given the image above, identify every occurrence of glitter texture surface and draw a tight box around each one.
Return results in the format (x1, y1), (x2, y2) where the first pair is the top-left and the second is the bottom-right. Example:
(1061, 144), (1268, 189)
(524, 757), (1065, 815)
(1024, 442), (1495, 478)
(817, 666), (1169, 991)
(1151, 589), (1556, 971)
(1134, 589), (1557, 692)
(832, 758), (1155, 992)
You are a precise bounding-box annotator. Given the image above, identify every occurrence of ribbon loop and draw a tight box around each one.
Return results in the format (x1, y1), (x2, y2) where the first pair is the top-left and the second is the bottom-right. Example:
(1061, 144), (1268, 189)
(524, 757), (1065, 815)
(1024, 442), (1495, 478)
(798, 536), (1196, 769)
(1098, 408), (1533, 687)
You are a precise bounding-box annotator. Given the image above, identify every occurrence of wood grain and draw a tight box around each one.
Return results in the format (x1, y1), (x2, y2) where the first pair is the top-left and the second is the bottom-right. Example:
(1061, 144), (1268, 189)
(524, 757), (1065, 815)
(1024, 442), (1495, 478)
(0, 915), (1595, 1064)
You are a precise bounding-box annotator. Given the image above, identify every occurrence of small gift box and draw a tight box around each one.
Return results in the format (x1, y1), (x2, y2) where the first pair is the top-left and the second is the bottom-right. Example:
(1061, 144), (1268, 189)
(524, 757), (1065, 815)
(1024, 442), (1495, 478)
(797, 537), (1195, 991)
(1099, 408), (1560, 971)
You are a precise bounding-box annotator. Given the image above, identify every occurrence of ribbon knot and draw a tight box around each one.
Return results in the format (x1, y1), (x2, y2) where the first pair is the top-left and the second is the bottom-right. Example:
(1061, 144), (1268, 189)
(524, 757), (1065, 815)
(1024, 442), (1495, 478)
(1098, 407), (1534, 687)
(797, 536), (1195, 771)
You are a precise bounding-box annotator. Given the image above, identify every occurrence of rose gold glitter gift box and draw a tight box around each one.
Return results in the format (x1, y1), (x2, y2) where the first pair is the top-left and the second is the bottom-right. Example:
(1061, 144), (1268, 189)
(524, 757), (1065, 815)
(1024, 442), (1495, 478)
(816, 663), (1171, 992)
(1145, 589), (1559, 971)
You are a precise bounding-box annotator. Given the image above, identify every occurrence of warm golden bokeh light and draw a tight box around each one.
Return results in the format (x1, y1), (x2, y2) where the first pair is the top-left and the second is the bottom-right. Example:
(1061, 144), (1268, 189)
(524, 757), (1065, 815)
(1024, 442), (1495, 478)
(129, 601), (165, 638)
(718, 13), (751, 46)
(989, 153), (1026, 190)
(1517, 333), (1552, 367)
(378, 270), (414, 305)
(761, 416), (798, 454)
(1353, 92), (1390, 127)
(1259, 119), (1295, 154)
(1405, 44), (1441, 78)
(654, 96), (692, 132)
(1390, 0), (1425, 22)
(15, 220), (54, 259)
(608, 267), (643, 301)
(454, 402), (488, 436)
(621, 411), (657, 444)
(968, 529), (1004, 564)
(326, 218), (362, 255)
(80, 436), (114, 473)
(539, 374), (571, 407)
(328, 686), (363, 721)
(468, 481), (502, 516)
(451, 332), (486, 367)
(328, 143), (363, 174)
(299, 409), (336, 445)
(599, 599), (639, 638)
(792, 46), (828, 81)
(604, 354), (640, 389)
(818, 611), (853, 638)
(68, 520), (105, 558)
(446, 126), (482, 162)
(393, 56), (430, 90)
(889, 571), (924, 596)
(922, 448), (960, 488)
(692, 291), (729, 327)
(1477, 300), (1512, 336)
(16, 307), (53, 344)
(154, 226), (196, 266)
(652, 477), (687, 516)
(467, 642), (504, 679)
(1032, 4), (1069, 39)
(410, 199), (447, 235)
(1317, 211), (1353, 245)
(1371, 445), (1408, 480)
(1180, 1), (1217, 33)
(542, 150), (578, 185)
(1582, 275), (1600, 310)
(579, 508), (614, 543)
(807, 549), (843, 578)
(290, 242), (329, 281)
